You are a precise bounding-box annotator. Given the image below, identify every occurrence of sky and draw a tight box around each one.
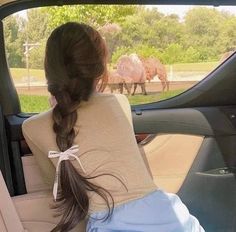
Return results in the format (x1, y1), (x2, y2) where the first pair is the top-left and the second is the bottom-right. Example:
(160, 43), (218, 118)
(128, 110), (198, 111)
(149, 5), (236, 19)
(17, 5), (236, 20)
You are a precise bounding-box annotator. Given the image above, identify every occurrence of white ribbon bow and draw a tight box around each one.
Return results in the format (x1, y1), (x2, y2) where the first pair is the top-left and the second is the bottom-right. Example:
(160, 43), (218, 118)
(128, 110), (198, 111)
(48, 145), (86, 201)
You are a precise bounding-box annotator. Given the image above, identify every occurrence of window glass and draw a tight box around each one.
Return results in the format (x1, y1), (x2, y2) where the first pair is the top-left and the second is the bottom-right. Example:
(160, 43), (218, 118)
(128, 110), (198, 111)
(3, 5), (236, 112)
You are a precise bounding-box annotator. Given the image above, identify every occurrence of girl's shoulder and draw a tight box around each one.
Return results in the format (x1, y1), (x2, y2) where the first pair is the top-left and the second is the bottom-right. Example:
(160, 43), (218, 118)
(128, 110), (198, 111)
(91, 92), (129, 104)
(22, 109), (53, 134)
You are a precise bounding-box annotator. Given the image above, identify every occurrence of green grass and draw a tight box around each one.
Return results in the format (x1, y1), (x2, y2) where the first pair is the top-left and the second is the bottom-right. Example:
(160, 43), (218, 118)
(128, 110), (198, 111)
(19, 89), (185, 112)
(158, 89), (185, 101)
(127, 94), (160, 105)
(19, 95), (50, 113)
(169, 61), (219, 72)
(11, 61), (219, 83)
(127, 89), (185, 105)
(10, 68), (45, 82)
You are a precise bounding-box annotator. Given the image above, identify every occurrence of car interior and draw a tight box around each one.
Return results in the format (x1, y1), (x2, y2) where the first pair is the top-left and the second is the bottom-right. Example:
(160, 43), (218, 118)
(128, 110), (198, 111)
(0, 0), (236, 231)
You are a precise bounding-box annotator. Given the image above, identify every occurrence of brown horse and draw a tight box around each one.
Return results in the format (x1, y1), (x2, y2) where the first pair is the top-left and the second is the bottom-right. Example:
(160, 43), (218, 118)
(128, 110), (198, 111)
(141, 57), (169, 92)
(108, 70), (133, 95)
(117, 54), (147, 95)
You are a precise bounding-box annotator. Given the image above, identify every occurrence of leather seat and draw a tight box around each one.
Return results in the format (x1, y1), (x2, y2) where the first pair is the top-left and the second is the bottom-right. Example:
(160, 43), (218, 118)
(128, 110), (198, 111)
(0, 171), (25, 232)
(0, 171), (85, 232)
(22, 156), (50, 193)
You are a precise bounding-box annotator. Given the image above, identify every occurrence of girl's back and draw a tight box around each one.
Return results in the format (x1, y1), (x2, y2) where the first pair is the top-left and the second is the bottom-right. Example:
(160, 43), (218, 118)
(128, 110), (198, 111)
(22, 93), (157, 213)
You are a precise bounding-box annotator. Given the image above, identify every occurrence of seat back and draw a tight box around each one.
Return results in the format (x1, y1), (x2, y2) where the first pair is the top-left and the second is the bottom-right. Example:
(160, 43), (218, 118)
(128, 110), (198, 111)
(0, 171), (24, 232)
(0, 212), (7, 232)
(0, 105), (14, 196)
(22, 156), (50, 193)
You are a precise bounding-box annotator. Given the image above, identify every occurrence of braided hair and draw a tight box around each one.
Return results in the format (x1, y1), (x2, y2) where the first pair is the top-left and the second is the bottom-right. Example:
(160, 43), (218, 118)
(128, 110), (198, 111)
(44, 22), (111, 232)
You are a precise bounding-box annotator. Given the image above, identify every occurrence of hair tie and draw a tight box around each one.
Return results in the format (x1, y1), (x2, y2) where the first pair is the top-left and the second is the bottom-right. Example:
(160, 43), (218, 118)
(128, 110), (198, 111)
(48, 145), (86, 200)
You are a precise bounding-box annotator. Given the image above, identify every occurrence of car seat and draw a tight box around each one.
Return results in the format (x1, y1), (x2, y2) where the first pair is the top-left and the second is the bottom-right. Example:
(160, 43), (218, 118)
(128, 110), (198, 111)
(0, 171), (85, 232)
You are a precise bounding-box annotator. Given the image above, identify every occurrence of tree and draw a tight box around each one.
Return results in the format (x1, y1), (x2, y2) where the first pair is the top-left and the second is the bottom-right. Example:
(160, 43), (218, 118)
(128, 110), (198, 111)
(46, 5), (137, 63)
(220, 16), (236, 52)
(47, 5), (137, 30)
(3, 15), (25, 68)
(184, 7), (226, 60)
(111, 44), (163, 65)
(110, 9), (184, 64)
(153, 15), (184, 50)
(26, 8), (50, 42)
(162, 43), (184, 64)
(4, 5), (236, 68)
(23, 9), (49, 69)
(182, 47), (200, 63)
(28, 39), (47, 69)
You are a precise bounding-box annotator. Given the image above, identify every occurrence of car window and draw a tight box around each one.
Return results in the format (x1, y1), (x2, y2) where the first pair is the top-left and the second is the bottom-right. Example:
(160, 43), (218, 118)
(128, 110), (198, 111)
(3, 5), (236, 112)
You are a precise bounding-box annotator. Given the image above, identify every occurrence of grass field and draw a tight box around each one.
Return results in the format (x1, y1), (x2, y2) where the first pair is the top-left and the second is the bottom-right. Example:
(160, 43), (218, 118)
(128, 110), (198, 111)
(19, 89), (184, 112)
(19, 95), (50, 112)
(11, 68), (45, 82)
(11, 61), (219, 83)
(171, 61), (218, 72)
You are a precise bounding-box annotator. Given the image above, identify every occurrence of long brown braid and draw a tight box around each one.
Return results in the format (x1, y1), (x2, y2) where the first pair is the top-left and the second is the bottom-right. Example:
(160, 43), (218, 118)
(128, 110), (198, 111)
(44, 22), (112, 232)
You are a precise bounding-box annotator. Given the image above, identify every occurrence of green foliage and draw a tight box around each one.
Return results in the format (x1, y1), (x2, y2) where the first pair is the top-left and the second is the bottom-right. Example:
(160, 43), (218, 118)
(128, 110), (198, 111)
(134, 44), (163, 60)
(3, 5), (236, 69)
(162, 45), (201, 64)
(184, 7), (227, 60)
(47, 5), (137, 29)
(220, 16), (236, 52)
(182, 47), (201, 63)
(162, 43), (184, 64)
(26, 9), (50, 42)
(28, 40), (47, 69)
(153, 15), (184, 49)
(111, 44), (163, 64)
(3, 15), (25, 67)
(3, 8), (49, 69)
(25, 9), (49, 69)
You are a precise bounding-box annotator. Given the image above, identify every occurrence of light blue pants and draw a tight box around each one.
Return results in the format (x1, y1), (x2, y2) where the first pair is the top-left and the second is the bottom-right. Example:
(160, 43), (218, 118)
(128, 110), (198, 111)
(87, 190), (205, 232)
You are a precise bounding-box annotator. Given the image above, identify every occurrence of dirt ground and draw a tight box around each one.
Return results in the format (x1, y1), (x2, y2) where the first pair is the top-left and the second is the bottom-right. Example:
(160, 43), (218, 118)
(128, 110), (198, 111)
(16, 81), (197, 96)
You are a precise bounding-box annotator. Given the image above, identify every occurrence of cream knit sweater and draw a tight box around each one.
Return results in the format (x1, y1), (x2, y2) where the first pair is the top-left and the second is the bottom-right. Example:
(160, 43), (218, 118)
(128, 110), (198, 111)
(22, 93), (156, 213)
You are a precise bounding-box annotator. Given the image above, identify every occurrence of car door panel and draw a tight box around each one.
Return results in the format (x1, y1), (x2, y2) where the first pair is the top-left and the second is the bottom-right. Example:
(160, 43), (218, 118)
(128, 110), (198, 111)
(133, 107), (236, 136)
(133, 107), (236, 231)
(139, 134), (204, 193)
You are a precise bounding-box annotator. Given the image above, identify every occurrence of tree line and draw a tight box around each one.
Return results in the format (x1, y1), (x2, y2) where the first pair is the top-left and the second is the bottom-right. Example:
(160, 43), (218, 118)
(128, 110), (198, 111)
(3, 5), (236, 69)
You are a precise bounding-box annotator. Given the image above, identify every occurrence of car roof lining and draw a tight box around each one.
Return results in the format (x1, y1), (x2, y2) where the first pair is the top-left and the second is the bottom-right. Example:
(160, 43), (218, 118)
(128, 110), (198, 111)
(1, 0), (236, 19)
(1, 0), (236, 5)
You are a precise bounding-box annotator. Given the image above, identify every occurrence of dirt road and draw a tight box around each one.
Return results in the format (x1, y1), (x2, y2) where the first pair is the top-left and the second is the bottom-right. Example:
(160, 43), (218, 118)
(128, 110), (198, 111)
(16, 81), (197, 96)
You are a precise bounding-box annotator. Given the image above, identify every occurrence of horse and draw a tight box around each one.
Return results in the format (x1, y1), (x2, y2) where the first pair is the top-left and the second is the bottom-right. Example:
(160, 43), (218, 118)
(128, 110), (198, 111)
(117, 54), (147, 95)
(108, 70), (133, 95)
(141, 57), (169, 92)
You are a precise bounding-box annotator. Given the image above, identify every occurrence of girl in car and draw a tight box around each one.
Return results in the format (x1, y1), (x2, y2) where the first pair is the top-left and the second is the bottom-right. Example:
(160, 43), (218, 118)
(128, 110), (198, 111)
(22, 22), (205, 232)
